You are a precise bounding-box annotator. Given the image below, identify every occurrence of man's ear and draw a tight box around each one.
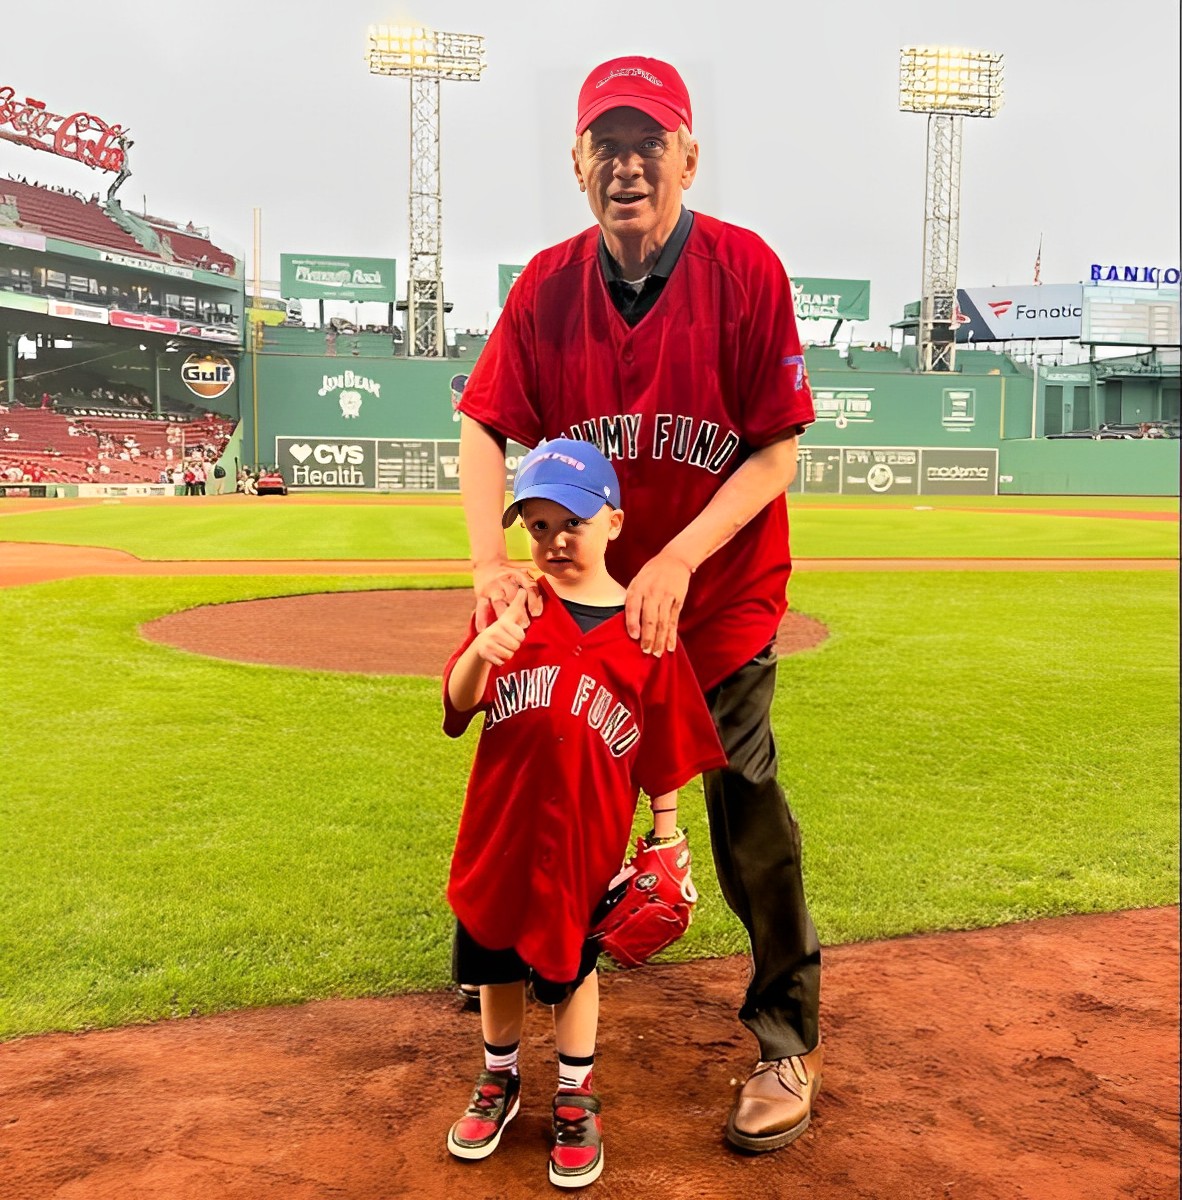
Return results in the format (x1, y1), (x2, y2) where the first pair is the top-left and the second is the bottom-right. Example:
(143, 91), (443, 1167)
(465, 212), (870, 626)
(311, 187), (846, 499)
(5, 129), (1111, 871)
(572, 142), (587, 192)
(608, 508), (625, 539)
(681, 137), (700, 191)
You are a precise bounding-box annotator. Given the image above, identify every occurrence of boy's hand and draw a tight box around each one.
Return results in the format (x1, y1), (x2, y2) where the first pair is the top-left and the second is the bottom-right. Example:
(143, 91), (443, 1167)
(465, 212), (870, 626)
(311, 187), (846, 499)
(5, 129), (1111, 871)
(473, 588), (531, 666)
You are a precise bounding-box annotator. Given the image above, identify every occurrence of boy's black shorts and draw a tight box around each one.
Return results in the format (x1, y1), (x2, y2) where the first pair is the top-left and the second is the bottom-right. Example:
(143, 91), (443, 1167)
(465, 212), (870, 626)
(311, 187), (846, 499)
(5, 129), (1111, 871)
(452, 921), (600, 1007)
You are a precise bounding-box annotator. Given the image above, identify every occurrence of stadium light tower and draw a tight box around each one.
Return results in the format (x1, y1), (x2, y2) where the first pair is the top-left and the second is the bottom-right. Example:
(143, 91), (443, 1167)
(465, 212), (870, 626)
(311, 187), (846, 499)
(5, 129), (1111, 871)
(366, 24), (486, 357)
(899, 46), (1004, 373)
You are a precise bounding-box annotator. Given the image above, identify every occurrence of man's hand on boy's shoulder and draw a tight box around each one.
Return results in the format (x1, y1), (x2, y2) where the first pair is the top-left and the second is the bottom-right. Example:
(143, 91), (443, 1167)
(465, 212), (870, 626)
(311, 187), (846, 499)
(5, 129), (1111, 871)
(473, 589), (534, 667)
(473, 561), (544, 631)
(625, 549), (693, 656)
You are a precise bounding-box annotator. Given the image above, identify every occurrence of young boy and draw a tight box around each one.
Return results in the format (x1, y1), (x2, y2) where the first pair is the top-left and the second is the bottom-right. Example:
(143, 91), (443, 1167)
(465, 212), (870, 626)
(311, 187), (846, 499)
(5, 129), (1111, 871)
(442, 438), (726, 1189)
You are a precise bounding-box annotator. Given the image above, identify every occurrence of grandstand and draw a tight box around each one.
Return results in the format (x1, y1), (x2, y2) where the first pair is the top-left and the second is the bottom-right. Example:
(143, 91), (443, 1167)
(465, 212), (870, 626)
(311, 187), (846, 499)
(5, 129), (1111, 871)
(2, 179), (236, 274)
(1, 157), (243, 492)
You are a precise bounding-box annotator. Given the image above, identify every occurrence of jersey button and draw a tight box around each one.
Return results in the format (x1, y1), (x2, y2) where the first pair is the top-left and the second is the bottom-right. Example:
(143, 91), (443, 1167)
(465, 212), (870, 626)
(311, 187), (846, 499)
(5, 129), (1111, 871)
(622, 349), (634, 364)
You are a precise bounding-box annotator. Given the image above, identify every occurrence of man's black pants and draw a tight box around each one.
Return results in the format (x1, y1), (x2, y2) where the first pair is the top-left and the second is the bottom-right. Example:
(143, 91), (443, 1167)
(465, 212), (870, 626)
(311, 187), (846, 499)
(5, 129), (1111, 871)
(703, 643), (821, 1060)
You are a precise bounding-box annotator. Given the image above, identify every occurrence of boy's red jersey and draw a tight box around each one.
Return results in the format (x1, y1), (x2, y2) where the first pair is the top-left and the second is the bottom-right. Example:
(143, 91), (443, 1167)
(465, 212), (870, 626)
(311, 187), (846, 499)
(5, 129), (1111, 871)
(443, 577), (726, 983)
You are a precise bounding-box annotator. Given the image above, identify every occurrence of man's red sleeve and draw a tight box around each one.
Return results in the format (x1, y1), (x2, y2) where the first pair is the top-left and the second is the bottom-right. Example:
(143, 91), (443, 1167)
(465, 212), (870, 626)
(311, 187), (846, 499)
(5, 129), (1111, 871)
(734, 236), (816, 447)
(456, 259), (544, 449)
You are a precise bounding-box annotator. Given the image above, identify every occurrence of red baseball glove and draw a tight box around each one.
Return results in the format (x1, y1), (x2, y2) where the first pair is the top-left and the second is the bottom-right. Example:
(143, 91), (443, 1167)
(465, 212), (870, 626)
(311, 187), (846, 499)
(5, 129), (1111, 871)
(590, 829), (698, 968)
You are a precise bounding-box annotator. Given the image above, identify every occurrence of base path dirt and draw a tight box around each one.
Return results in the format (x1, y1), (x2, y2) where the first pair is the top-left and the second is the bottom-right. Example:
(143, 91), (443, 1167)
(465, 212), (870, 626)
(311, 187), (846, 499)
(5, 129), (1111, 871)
(1, 907), (1176, 1200)
(2, 541), (1177, 588)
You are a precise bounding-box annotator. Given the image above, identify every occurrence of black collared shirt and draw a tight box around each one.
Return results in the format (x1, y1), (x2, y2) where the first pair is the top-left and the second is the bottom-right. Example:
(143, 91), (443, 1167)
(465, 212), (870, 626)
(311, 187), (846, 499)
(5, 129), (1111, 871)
(598, 207), (694, 327)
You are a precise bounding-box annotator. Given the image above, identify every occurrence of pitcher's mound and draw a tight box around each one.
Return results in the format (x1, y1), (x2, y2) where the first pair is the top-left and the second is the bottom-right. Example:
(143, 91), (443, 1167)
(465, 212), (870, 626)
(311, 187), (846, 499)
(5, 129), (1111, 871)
(142, 589), (829, 674)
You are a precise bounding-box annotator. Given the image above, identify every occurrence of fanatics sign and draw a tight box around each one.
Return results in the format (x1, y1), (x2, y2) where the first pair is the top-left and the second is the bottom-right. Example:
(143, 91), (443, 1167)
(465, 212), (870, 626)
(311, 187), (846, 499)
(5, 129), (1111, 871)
(954, 285), (1084, 342)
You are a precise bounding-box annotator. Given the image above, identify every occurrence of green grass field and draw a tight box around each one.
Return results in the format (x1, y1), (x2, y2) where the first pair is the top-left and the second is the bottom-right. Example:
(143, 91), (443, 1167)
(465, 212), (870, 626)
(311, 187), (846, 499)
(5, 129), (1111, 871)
(0, 493), (1177, 560)
(0, 499), (1177, 1039)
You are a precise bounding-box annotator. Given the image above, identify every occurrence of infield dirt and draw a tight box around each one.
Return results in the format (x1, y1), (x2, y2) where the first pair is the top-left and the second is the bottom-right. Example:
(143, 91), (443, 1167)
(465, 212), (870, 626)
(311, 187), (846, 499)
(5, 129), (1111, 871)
(1, 908), (1177, 1200)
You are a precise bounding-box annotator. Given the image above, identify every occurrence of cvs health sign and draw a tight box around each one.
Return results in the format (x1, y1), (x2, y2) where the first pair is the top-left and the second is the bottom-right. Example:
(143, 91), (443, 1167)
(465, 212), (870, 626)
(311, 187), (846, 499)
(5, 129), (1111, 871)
(276, 437), (377, 488)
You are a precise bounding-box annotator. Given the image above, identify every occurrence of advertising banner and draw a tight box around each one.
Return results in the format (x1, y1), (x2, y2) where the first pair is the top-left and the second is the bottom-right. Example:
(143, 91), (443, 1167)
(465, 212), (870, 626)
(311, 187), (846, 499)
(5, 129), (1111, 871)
(99, 251), (195, 280)
(811, 387), (874, 429)
(181, 353), (236, 400)
(75, 483), (176, 498)
(280, 254), (396, 303)
(109, 310), (180, 334)
(48, 299), (109, 324)
(178, 321), (240, 344)
(0, 227), (45, 252)
(954, 284), (1083, 342)
(0, 291), (49, 313)
(791, 278), (871, 322)
(841, 447), (919, 495)
(919, 448), (998, 494)
(0, 84), (128, 172)
(498, 264), (525, 307)
(274, 437), (530, 492)
(276, 437), (378, 488)
(790, 446), (997, 496)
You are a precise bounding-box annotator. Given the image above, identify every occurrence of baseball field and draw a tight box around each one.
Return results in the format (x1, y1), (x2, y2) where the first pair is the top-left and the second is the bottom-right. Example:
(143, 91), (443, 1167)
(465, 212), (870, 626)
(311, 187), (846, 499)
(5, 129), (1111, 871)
(1, 492), (1178, 1199)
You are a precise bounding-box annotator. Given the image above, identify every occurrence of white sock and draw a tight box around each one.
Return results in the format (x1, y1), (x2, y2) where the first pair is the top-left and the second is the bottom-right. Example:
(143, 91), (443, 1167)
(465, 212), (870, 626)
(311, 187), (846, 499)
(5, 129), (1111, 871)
(485, 1040), (519, 1077)
(558, 1053), (594, 1091)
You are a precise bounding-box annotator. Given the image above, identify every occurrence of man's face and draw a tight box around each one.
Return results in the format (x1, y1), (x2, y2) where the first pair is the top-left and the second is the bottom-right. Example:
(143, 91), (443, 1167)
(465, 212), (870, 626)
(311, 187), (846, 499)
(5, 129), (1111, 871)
(573, 108), (698, 249)
(519, 497), (623, 582)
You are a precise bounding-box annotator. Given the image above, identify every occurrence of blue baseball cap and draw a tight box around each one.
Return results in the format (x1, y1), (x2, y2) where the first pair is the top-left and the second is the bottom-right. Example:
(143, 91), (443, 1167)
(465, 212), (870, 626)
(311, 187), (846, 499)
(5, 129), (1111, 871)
(501, 438), (621, 528)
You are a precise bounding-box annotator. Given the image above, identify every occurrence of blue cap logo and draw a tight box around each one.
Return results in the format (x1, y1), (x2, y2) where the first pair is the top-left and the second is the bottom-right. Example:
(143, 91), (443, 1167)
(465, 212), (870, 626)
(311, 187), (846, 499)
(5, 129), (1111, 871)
(501, 438), (621, 528)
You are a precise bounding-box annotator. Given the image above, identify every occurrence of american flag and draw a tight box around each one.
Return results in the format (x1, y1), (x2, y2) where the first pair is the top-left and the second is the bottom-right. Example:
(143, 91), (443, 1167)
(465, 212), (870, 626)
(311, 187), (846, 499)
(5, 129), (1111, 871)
(1033, 234), (1043, 285)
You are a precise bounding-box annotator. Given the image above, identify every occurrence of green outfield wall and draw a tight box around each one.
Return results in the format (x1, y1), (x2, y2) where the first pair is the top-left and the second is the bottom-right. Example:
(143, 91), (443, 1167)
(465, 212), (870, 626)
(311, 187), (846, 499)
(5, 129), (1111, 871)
(240, 336), (1176, 495)
(998, 438), (1179, 495)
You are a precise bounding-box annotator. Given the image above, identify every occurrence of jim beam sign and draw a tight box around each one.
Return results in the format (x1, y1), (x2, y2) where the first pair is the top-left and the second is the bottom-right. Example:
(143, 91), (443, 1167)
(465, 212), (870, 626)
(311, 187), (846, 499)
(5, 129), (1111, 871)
(318, 369), (381, 419)
(0, 85), (129, 172)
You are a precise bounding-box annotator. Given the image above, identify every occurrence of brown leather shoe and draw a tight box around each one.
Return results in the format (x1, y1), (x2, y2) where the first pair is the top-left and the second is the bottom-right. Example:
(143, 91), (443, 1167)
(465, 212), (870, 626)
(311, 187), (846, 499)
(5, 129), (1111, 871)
(725, 1043), (823, 1152)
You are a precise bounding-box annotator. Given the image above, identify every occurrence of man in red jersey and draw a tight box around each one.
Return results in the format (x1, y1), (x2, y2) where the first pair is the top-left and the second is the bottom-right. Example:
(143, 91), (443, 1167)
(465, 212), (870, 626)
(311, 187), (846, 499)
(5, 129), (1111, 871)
(457, 55), (822, 1153)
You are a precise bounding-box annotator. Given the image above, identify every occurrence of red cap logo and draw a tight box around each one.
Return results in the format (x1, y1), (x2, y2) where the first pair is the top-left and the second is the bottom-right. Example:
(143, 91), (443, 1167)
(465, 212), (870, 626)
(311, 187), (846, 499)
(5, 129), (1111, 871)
(576, 56), (693, 135)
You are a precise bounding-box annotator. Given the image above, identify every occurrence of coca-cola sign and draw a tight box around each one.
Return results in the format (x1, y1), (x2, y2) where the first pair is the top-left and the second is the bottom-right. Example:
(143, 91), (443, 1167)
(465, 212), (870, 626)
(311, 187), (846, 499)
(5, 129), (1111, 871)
(0, 86), (129, 172)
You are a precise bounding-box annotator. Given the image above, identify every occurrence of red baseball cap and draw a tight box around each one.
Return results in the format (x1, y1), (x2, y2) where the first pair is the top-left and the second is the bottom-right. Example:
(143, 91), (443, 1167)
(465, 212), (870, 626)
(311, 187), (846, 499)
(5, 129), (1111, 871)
(576, 56), (693, 135)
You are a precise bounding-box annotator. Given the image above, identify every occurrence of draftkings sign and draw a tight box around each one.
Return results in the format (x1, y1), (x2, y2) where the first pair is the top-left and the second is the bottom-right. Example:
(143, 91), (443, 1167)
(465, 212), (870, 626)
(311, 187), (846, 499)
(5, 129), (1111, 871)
(791, 278), (871, 322)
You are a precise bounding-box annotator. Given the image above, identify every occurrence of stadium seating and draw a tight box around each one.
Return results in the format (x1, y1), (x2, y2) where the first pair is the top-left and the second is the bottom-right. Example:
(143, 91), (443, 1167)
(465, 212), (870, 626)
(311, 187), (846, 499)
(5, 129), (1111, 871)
(0, 402), (234, 485)
(5, 180), (236, 272)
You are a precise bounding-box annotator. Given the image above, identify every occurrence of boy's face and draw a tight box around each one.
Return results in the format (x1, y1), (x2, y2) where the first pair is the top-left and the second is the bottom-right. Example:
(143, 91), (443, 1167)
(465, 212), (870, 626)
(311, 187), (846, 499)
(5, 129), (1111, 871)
(519, 497), (623, 581)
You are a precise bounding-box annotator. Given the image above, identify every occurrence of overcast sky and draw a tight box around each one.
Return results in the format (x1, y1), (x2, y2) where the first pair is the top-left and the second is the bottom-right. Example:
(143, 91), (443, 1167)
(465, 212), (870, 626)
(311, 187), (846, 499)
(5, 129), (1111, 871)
(4, 0), (1179, 340)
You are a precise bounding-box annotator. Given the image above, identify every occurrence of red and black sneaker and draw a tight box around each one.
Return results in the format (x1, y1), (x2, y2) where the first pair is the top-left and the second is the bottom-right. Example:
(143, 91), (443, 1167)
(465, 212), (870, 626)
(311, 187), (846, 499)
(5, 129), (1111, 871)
(549, 1087), (604, 1188)
(446, 1069), (521, 1160)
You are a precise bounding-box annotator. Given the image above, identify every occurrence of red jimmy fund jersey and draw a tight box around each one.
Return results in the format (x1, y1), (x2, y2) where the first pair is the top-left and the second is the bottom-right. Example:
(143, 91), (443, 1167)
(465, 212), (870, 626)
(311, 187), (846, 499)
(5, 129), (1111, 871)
(443, 577), (726, 983)
(459, 212), (815, 689)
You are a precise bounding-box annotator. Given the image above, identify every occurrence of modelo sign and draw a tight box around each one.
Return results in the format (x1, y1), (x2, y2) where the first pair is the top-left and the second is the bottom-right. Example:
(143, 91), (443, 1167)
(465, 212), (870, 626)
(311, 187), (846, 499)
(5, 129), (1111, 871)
(276, 437), (376, 488)
(181, 353), (235, 400)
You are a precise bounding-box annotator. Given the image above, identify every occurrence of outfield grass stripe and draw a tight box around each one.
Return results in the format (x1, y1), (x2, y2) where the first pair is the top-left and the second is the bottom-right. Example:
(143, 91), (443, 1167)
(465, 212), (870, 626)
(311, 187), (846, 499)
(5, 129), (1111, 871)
(0, 501), (1177, 561)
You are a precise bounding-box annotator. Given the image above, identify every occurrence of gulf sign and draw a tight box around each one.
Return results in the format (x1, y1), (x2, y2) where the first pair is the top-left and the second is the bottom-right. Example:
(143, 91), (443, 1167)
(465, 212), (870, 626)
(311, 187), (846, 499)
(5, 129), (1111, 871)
(181, 353), (235, 400)
(954, 285), (1084, 342)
